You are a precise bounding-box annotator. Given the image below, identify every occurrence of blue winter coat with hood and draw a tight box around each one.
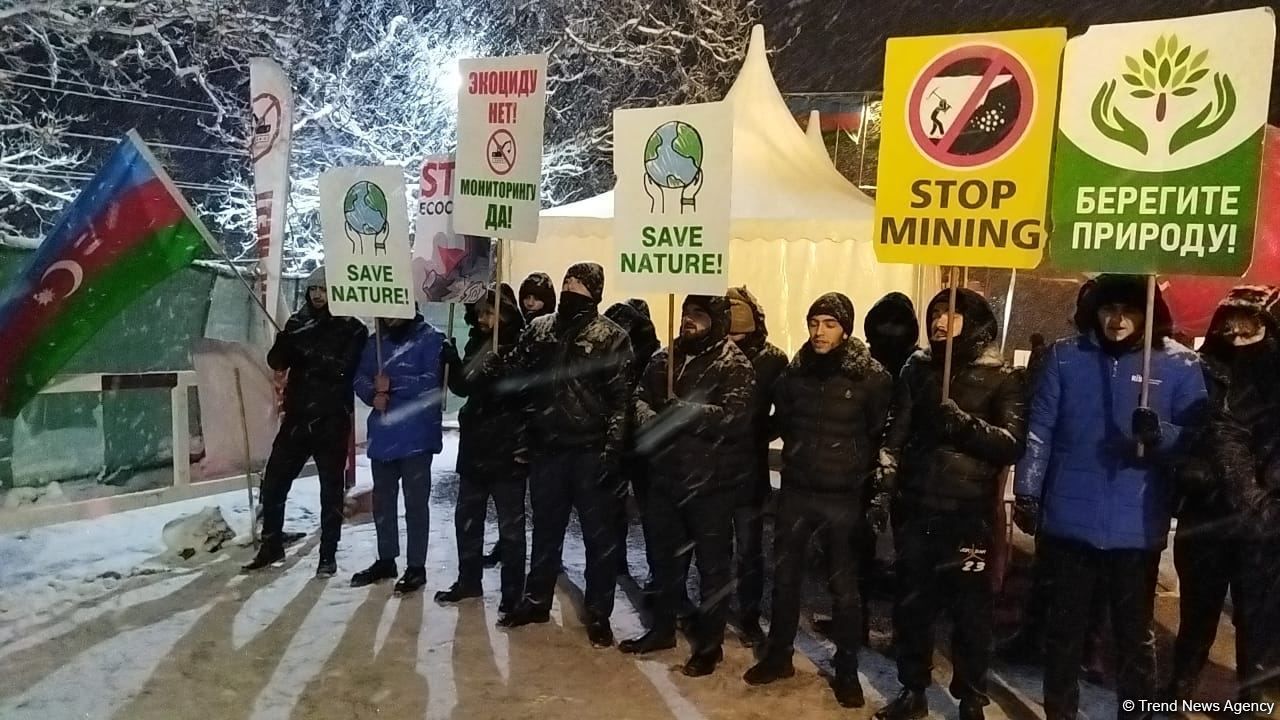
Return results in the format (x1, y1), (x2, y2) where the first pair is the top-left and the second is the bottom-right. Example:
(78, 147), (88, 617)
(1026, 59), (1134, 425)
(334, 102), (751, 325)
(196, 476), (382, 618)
(1015, 276), (1208, 551)
(354, 314), (445, 461)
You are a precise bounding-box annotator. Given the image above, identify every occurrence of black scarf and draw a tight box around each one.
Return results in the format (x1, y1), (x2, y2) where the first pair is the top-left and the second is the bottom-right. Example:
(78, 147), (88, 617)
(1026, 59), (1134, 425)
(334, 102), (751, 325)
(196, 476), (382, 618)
(555, 291), (598, 335)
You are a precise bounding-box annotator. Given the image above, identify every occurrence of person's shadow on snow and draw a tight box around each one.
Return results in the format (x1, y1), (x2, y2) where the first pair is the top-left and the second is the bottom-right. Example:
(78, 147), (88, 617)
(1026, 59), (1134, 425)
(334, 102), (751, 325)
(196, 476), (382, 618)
(289, 589), (426, 720)
(108, 546), (327, 720)
(0, 538), (319, 706)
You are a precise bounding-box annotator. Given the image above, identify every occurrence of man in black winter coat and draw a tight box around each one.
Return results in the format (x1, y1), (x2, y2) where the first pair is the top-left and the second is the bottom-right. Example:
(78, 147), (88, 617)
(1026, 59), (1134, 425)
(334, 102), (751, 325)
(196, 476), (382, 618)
(619, 295), (754, 678)
(1169, 285), (1280, 704)
(244, 266), (368, 576)
(744, 292), (893, 709)
(725, 285), (787, 646)
(604, 299), (662, 578)
(873, 288), (1027, 720)
(487, 263), (634, 648)
(436, 283), (528, 613)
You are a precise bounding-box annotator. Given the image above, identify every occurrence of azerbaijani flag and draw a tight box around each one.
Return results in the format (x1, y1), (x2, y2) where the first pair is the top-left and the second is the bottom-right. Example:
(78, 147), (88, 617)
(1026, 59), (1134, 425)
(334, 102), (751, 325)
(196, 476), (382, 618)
(0, 130), (216, 416)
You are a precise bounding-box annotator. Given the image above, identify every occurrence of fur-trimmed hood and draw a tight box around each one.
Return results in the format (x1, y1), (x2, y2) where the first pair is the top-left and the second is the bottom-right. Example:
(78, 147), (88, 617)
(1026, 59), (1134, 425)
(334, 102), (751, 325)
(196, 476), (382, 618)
(790, 336), (881, 380)
(911, 343), (1008, 369)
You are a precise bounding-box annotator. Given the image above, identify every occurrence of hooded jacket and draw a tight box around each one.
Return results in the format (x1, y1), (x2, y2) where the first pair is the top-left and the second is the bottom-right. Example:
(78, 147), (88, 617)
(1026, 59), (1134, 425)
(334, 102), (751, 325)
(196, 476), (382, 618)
(726, 286), (789, 502)
(1015, 275), (1208, 550)
(1178, 286), (1280, 535)
(774, 335), (893, 497)
(605, 300), (661, 383)
(633, 295), (755, 494)
(492, 291), (633, 458)
(864, 291), (920, 379)
(882, 288), (1027, 513)
(450, 283), (528, 477)
(267, 294), (368, 422)
(354, 314), (445, 461)
(518, 272), (557, 322)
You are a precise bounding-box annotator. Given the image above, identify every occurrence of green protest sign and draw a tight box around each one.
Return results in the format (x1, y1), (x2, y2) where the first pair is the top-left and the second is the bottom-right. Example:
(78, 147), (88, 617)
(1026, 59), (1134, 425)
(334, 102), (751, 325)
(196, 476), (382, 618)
(1050, 8), (1276, 275)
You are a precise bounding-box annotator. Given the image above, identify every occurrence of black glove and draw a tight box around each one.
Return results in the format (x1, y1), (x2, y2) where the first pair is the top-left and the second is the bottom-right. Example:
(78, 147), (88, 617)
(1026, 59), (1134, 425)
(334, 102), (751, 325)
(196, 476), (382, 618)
(1012, 495), (1040, 536)
(939, 398), (972, 438)
(867, 492), (892, 535)
(441, 337), (461, 368)
(1132, 407), (1162, 447)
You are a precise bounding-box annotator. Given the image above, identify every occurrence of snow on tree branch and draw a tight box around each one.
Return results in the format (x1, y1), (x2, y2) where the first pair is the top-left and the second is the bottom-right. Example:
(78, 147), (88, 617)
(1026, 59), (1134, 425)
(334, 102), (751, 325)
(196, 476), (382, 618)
(2, 0), (760, 272)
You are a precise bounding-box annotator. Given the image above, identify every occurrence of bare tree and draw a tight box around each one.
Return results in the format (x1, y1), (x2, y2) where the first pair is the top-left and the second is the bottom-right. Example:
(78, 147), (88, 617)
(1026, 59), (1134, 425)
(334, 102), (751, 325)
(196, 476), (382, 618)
(2, 0), (760, 270)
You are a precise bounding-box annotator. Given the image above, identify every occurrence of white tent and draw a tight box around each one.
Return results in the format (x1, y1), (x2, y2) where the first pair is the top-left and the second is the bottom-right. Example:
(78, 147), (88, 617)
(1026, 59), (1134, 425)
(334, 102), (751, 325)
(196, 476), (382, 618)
(504, 25), (936, 353)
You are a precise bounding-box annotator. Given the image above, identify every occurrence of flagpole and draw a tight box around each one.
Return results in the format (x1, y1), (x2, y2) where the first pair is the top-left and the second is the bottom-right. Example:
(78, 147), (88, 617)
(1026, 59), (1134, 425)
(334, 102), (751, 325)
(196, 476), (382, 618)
(128, 129), (283, 334)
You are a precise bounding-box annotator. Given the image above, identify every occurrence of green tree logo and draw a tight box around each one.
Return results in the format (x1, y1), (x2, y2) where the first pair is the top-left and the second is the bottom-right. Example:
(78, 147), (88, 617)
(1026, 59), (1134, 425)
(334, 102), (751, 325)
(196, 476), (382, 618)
(1090, 34), (1237, 156)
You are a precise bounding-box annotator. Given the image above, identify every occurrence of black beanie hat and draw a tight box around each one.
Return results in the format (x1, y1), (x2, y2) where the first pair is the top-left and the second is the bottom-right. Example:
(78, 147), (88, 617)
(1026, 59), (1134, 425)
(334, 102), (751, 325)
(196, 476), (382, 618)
(564, 262), (604, 304)
(518, 272), (557, 317)
(807, 292), (855, 336)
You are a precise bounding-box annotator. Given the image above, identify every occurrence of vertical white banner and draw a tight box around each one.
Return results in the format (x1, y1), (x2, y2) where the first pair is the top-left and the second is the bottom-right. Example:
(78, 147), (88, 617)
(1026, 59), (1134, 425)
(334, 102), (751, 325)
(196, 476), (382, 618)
(414, 154), (493, 304)
(249, 57), (293, 337)
(453, 54), (547, 243)
(318, 166), (415, 319)
(613, 101), (734, 295)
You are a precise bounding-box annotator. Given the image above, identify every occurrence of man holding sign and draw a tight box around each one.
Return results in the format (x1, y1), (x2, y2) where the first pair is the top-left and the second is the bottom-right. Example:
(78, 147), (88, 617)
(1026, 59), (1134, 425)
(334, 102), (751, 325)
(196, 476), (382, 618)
(874, 288), (1026, 720)
(1014, 275), (1206, 720)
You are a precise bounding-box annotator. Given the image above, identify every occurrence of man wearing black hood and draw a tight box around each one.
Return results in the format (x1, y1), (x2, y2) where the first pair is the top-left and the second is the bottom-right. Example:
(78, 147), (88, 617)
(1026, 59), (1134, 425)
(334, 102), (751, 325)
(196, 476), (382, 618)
(436, 283), (527, 612)
(874, 288), (1027, 720)
(1168, 286), (1280, 704)
(744, 293), (892, 709)
(724, 285), (787, 646)
(518, 271), (557, 323)
(604, 299), (661, 578)
(865, 291), (921, 379)
(619, 295), (754, 677)
(487, 262), (633, 648)
(244, 266), (368, 575)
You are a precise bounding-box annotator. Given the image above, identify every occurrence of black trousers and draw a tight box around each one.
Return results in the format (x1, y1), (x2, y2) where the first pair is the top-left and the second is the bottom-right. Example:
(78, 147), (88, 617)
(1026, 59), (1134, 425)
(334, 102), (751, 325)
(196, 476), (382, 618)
(893, 508), (993, 704)
(733, 502), (765, 623)
(1041, 535), (1159, 720)
(524, 448), (621, 622)
(766, 489), (863, 674)
(1173, 521), (1280, 695)
(259, 414), (349, 560)
(646, 478), (735, 653)
(456, 467), (527, 609)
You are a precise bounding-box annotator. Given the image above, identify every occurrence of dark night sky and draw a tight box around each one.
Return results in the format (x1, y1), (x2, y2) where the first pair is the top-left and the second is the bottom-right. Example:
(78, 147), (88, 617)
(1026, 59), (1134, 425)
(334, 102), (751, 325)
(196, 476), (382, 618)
(763, 0), (1280, 121)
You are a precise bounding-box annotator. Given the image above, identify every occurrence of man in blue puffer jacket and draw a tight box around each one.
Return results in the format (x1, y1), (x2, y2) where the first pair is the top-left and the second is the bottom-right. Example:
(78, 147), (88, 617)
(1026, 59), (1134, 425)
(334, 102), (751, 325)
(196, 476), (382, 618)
(351, 311), (445, 594)
(1014, 274), (1208, 720)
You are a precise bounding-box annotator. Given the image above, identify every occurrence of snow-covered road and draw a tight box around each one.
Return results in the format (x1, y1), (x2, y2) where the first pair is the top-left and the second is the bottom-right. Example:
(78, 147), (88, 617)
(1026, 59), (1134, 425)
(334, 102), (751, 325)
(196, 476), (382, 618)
(0, 435), (1131, 719)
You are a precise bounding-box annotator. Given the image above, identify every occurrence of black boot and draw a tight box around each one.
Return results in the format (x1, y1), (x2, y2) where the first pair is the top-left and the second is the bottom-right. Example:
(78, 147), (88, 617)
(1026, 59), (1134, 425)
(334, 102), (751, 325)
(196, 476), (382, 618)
(832, 674), (866, 709)
(682, 646), (723, 677)
(314, 557), (337, 578)
(743, 655), (796, 685)
(350, 559), (398, 587)
(739, 616), (766, 648)
(434, 581), (483, 604)
(394, 567), (427, 595)
(959, 700), (986, 720)
(496, 602), (551, 628)
(586, 619), (615, 649)
(242, 544), (285, 572)
(619, 626), (677, 655)
(874, 689), (928, 720)
(833, 650), (864, 708)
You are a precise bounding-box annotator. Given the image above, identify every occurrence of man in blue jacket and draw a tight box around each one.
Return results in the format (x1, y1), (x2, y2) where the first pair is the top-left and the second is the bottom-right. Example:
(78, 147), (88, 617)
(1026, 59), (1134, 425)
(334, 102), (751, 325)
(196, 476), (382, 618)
(351, 311), (445, 594)
(1014, 274), (1208, 720)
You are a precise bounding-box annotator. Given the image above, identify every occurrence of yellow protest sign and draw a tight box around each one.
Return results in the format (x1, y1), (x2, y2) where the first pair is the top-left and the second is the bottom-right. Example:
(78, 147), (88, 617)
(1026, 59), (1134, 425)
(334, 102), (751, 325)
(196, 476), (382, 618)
(874, 27), (1066, 269)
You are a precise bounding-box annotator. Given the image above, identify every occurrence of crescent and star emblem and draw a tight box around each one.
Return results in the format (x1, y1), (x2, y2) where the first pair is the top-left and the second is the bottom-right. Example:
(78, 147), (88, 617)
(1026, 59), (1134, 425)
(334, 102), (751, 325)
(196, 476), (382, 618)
(32, 260), (85, 306)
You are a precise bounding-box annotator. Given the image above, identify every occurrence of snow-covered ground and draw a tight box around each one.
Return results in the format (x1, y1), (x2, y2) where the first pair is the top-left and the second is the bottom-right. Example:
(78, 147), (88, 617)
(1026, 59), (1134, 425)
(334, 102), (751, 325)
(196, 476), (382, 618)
(1, 435), (1130, 719)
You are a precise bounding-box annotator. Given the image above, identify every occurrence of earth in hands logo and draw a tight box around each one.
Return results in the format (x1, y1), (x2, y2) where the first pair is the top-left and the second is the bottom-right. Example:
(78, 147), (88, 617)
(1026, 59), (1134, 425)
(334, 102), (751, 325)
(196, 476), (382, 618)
(643, 121), (704, 213)
(343, 180), (390, 255)
(1091, 33), (1236, 156)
